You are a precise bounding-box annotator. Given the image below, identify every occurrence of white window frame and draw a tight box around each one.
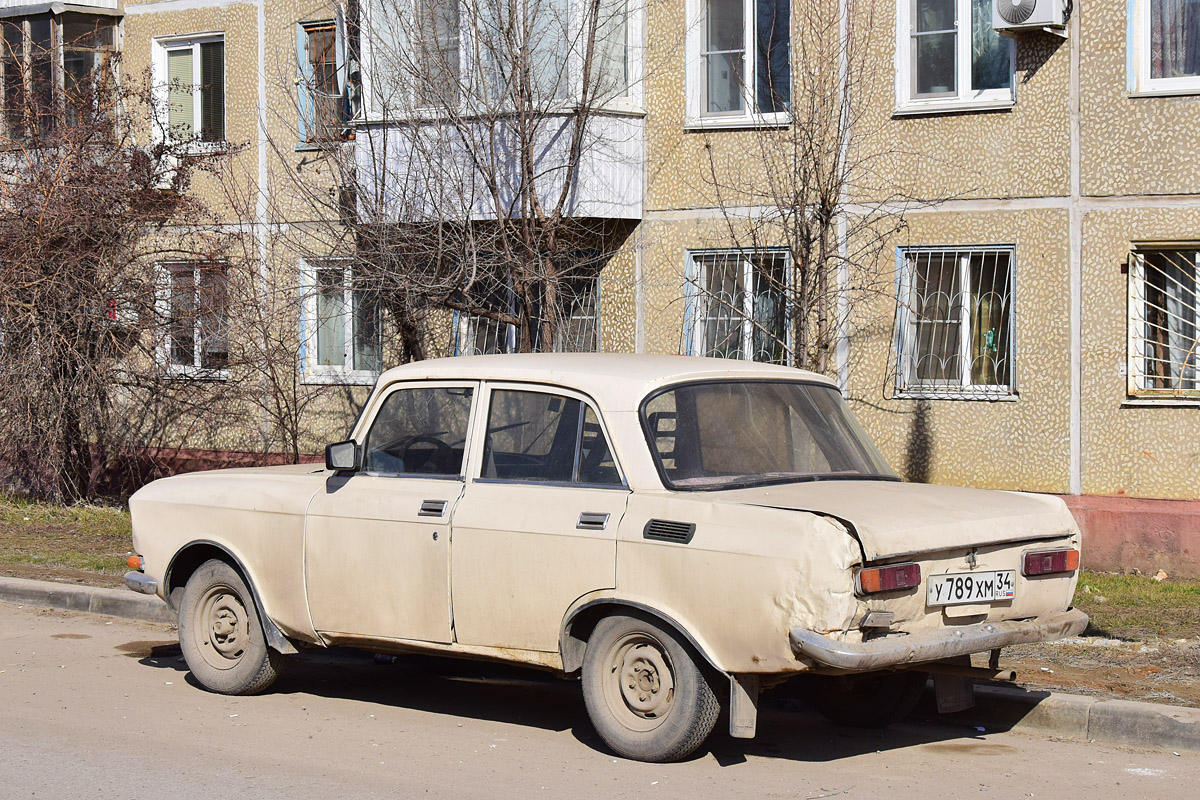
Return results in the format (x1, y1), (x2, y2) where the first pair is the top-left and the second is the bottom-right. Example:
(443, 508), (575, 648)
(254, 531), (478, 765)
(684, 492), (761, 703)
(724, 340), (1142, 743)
(894, 0), (1016, 115)
(1127, 247), (1200, 398)
(359, 0), (644, 121)
(151, 32), (225, 148)
(300, 259), (382, 385)
(1130, 0), (1200, 96)
(156, 260), (230, 381)
(685, 249), (793, 364)
(684, 0), (791, 128)
(894, 245), (1017, 400)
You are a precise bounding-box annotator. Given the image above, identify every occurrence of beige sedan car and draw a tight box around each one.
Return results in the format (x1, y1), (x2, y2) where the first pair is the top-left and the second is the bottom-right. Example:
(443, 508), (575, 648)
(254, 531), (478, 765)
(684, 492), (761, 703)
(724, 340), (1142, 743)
(126, 354), (1086, 762)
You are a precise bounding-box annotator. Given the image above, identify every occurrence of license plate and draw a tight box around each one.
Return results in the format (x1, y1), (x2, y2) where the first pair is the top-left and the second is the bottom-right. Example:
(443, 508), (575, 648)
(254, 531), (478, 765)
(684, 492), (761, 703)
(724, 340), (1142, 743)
(926, 570), (1015, 606)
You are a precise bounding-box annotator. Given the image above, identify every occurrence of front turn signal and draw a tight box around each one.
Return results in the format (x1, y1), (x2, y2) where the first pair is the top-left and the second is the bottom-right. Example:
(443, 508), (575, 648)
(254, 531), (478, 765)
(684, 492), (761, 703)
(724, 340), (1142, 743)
(127, 555), (144, 571)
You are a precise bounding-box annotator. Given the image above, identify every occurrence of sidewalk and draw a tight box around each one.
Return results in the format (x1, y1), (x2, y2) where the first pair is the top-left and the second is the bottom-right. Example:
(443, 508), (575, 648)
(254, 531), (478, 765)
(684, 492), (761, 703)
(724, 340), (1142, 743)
(2, 574), (1197, 754)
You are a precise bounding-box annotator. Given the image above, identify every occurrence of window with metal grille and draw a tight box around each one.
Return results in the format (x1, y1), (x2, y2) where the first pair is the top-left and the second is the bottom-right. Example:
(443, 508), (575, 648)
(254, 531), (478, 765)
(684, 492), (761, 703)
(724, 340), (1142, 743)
(454, 275), (601, 355)
(894, 246), (1015, 399)
(1129, 248), (1200, 396)
(686, 250), (790, 365)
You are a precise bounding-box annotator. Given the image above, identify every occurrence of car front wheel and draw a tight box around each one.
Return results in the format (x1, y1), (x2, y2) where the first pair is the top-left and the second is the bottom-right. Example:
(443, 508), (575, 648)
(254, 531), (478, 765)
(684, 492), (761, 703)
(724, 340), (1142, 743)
(178, 559), (282, 695)
(581, 613), (719, 763)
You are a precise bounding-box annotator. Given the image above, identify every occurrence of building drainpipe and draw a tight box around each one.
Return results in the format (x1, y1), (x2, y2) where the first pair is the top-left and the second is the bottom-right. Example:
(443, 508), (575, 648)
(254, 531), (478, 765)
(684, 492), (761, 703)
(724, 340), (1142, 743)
(255, 0), (272, 447)
(1068, 7), (1082, 496)
(835, 0), (851, 395)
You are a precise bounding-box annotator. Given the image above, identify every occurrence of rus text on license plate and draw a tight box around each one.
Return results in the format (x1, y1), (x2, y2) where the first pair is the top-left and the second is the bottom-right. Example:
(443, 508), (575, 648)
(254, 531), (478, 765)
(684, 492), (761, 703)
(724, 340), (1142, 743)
(926, 570), (1015, 607)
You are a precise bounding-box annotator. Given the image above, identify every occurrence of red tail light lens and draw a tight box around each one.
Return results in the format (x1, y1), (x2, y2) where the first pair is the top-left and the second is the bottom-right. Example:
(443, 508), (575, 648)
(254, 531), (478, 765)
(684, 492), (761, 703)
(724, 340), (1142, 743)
(1023, 549), (1080, 577)
(857, 563), (922, 594)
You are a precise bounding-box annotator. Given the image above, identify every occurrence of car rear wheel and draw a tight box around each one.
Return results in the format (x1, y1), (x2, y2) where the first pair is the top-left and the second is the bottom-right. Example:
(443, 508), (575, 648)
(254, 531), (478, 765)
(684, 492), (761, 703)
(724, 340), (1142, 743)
(809, 670), (928, 728)
(581, 613), (719, 763)
(178, 559), (282, 695)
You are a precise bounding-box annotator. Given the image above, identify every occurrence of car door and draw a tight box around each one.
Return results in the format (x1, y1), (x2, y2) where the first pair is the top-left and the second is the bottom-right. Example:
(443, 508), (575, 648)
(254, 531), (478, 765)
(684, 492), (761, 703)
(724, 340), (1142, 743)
(304, 381), (477, 644)
(450, 384), (630, 652)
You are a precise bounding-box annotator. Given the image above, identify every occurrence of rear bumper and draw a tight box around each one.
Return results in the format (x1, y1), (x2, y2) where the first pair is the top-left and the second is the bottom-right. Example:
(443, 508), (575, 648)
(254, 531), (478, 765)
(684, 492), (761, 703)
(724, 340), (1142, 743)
(789, 608), (1089, 672)
(124, 571), (158, 595)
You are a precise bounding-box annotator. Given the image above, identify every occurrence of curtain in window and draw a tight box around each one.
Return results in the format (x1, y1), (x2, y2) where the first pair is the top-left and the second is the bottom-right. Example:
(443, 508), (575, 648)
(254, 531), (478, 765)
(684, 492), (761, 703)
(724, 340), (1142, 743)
(1152, 0), (1200, 79)
(704, 0), (745, 113)
(167, 49), (194, 136)
(169, 264), (197, 365)
(1143, 251), (1199, 391)
(755, 0), (790, 113)
(2, 22), (25, 136)
(595, 0), (629, 99)
(316, 269), (346, 366)
(700, 254), (746, 359)
(967, 251), (1011, 386)
(970, 0), (1010, 90)
(909, 252), (962, 384)
(197, 264), (229, 369)
(415, 0), (460, 106)
(199, 41), (224, 141)
(529, 0), (570, 101)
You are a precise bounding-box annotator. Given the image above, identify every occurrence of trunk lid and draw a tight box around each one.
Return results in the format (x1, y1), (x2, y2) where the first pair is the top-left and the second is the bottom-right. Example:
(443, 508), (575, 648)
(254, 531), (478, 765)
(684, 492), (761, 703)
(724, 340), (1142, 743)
(713, 480), (1077, 561)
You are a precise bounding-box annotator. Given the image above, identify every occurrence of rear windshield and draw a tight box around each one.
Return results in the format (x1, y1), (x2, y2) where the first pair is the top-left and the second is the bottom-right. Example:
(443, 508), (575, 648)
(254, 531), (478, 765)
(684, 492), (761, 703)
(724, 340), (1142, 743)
(641, 381), (898, 491)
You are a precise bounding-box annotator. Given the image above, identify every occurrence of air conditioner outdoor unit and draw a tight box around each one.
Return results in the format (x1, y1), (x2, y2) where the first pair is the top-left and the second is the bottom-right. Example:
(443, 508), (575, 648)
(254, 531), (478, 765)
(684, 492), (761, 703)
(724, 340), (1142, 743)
(992, 0), (1068, 35)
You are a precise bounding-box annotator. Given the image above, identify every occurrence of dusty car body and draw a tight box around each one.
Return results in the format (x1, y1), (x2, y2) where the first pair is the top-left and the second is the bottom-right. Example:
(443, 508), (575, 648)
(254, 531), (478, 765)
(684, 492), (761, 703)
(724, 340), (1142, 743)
(126, 354), (1086, 761)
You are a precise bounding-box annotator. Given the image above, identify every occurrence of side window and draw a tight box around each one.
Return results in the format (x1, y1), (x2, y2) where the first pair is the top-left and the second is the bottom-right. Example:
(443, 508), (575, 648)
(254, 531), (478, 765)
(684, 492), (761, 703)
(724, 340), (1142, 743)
(578, 406), (621, 485)
(483, 390), (623, 485)
(363, 386), (474, 476)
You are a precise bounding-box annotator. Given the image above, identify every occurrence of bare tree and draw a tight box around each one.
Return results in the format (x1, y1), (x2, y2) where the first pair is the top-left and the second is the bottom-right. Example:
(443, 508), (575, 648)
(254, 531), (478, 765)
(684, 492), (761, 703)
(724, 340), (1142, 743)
(0, 22), (230, 501)
(254, 0), (642, 363)
(698, 0), (912, 375)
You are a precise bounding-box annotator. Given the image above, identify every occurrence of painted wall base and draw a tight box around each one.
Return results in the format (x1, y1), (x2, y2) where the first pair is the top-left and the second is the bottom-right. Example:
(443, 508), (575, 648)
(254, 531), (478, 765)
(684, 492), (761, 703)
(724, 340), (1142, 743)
(1060, 494), (1200, 580)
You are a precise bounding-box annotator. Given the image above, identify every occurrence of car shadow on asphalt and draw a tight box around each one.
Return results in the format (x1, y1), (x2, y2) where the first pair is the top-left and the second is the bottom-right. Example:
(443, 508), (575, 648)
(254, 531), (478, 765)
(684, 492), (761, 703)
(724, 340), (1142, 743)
(122, 642), (1024, 763)
(701, 694), (1010, 766)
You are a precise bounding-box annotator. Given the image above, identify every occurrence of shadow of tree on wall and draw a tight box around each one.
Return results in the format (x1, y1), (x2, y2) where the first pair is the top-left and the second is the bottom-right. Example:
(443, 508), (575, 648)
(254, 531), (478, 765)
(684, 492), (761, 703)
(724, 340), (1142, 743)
(905, 399), (932, 483)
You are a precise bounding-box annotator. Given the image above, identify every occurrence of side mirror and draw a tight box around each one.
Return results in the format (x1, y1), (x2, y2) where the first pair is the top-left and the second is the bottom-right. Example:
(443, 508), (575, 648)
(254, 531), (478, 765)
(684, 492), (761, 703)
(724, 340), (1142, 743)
(325, 440), (361, 472)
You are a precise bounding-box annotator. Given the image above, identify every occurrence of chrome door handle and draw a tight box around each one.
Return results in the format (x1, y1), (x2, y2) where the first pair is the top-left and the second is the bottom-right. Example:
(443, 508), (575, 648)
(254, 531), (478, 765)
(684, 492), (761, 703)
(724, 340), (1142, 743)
(577, 512), (610, 530)
(419, 499), (448, 517)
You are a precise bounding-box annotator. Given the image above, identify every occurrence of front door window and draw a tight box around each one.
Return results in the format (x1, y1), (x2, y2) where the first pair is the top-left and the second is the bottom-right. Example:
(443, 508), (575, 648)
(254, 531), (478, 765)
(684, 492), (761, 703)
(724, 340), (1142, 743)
(363, 386), (474, 475)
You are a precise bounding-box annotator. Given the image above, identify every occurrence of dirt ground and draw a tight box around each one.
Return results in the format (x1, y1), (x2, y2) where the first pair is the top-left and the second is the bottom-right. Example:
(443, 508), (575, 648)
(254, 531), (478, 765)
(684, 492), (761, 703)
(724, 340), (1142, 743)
(984, 639), (1200, 707)
(2, 499), (1198, 708)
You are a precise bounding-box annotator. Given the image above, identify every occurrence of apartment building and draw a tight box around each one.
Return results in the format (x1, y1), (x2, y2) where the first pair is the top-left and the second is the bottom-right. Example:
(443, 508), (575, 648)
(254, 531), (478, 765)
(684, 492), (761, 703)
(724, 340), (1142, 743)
(2, 1), (1194, 572)
(622, 0), (1200, 574)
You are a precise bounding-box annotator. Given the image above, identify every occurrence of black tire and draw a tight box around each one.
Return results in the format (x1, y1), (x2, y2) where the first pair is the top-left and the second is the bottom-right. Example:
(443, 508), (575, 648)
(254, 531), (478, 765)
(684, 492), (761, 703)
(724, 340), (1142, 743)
(581, 613), (719, 763)
(178, 559), (282, 695)
(809, 670), (928, 728)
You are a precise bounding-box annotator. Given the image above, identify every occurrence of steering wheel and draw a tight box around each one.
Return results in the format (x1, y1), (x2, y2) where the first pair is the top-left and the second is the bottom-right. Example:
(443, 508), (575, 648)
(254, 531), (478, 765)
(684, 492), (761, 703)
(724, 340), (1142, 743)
(399, 435), (454, 474)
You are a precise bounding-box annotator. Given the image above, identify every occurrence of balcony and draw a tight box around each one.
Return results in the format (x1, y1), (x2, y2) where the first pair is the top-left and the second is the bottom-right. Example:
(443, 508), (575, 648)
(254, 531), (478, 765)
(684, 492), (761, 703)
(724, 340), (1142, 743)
(353, 0), (644, 223)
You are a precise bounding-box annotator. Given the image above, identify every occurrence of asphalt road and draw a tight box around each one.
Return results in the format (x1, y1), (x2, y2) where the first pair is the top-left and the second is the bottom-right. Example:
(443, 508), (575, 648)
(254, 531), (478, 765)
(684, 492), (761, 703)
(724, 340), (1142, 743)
(2, 601), (1196, 800)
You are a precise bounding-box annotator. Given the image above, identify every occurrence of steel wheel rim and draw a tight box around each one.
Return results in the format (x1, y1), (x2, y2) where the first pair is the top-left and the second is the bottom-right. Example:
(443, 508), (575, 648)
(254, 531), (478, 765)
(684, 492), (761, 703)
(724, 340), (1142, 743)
(193, 584), (249, 671)
(601, 632), (676, 733)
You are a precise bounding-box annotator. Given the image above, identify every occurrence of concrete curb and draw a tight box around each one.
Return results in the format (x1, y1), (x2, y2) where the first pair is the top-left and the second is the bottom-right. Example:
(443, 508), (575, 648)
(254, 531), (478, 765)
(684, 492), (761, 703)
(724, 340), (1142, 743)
(963, 684), (1200, 753)
(1, 576), (1197, 753)
(0, 576), (174, 625)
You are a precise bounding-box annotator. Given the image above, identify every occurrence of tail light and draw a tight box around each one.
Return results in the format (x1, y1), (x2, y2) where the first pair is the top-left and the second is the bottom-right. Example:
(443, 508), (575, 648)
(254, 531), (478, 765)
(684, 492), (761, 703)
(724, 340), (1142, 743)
(857, 563), (922, 594)
(1023, 548), (1080, 577)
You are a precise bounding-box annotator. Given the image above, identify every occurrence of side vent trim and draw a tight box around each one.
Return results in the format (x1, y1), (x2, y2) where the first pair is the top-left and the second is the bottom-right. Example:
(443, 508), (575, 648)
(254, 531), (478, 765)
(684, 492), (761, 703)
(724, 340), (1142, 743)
(643, 519), (696, 545)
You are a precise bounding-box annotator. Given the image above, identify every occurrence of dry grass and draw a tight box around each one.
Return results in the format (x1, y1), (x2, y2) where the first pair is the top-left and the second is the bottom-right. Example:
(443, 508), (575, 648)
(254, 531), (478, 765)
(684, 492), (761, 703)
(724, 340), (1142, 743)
(0, 493), (132, 574)
(1073, 570), (1200, 640)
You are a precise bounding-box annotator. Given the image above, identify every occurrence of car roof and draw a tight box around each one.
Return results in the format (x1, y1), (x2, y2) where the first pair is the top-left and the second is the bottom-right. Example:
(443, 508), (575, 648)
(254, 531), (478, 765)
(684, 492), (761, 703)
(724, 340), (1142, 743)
(375, 354), (836, 410)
